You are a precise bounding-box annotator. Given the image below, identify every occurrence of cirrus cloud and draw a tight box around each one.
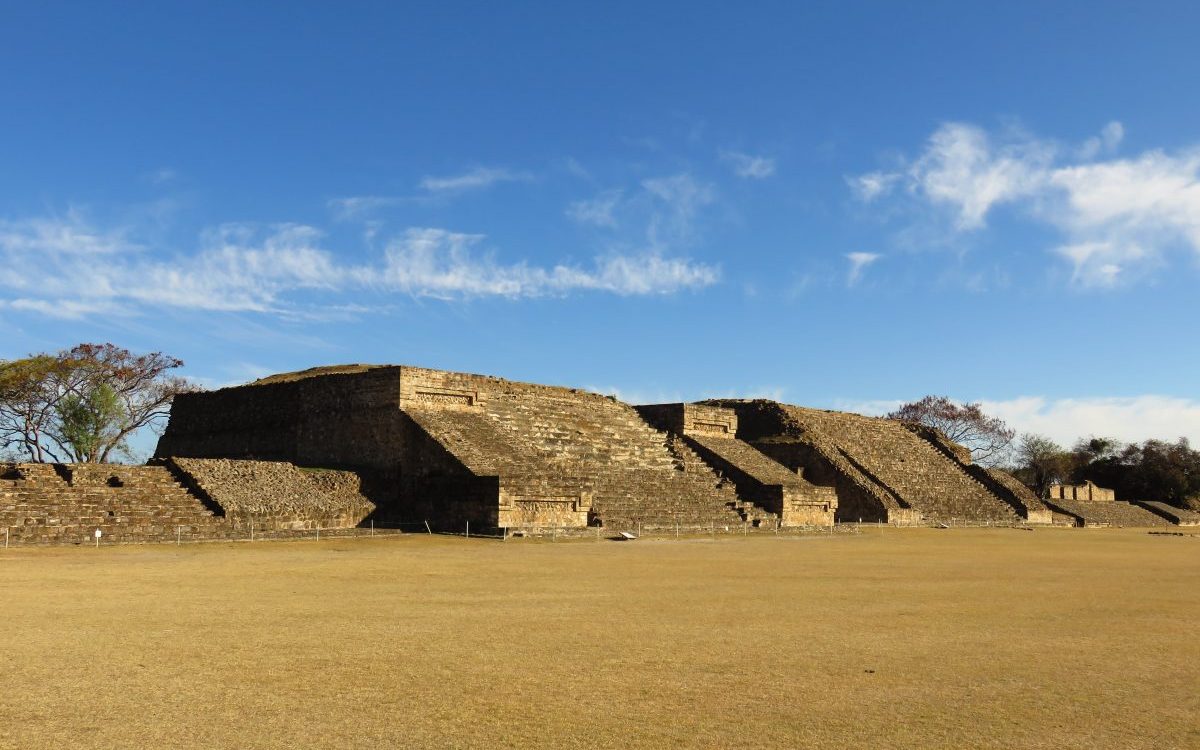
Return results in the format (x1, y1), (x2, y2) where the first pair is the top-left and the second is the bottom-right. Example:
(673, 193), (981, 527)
(418, 166), (531, 193)
(0, 213), (719, 319)
(845, 252), (882, 285)
(850, 120), (1200, 287)
(720, 151), (776, 179)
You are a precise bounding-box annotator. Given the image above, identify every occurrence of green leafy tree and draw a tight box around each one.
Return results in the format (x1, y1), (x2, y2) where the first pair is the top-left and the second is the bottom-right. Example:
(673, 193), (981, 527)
(0, 343), (198, 463)
(1075, 438), (1200, 508)
(53, 383), (124, 463)
(1013, 434), (1076, 498)
(0, 355), (68, 462)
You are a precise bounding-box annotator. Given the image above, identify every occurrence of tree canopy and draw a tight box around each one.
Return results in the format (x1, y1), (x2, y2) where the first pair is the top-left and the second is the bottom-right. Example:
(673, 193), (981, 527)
(1011, 434), (1075, 499)
(0, 343), (198, 463)
(884, 396), (1199, 508)
(1073, 437), (1200, 508)
(886, 395), (1015, 466)
(1004, 433), (1200, 509)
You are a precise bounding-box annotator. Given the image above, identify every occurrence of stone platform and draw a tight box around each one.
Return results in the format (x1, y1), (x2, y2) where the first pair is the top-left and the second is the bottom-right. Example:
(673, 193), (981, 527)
(5, 363), (1194, 544)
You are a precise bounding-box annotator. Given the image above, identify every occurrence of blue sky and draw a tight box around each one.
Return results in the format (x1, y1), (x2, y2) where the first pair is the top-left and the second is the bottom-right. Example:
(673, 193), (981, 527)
(3, 1), (1200, 451)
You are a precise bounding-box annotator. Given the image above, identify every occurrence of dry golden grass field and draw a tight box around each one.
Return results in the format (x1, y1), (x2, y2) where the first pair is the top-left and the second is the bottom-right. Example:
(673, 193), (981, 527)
(1, 528), (1197, 749)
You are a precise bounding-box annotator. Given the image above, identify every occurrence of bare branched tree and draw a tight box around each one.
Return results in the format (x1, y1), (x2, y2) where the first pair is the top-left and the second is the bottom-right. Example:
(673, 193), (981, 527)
(887, 395), (1015, 466)
(0, 343), (200, 463)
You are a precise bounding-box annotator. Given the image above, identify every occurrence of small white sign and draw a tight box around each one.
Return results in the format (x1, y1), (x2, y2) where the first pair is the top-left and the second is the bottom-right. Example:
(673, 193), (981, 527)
(94, 529), (102, 538)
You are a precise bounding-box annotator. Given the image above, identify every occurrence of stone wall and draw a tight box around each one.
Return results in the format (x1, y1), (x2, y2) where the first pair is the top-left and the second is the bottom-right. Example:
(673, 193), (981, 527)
(637, 403), (738, 437)
(156, 366), (408, 471)
(166, 458), (378, 530)
(398, 366), (490, 411)
(1, 462), (226, 544)
(1048, 481), (1116, 502)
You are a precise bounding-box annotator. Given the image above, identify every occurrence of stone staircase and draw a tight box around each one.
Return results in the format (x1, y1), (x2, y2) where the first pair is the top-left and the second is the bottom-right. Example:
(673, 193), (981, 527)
(978, 467), (1053, 522)
(780, 407), (1018, 523)
(595, 434), (747, 529)
(1, 463), (228, 545)
(1042, 499), (1168, 527)
(727, 497), (779, 527)
(682, 433), (811, 524)
(1131, 501), (1200, 526)
(407, 388), (744, 529)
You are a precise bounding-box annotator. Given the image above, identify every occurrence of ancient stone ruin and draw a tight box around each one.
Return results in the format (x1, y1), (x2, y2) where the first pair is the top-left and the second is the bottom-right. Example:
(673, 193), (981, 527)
(5, 363), (1195, 544)
(152, 364), (1055, 531)
(1048, 480), (1116, 502)
(0, 462), (226, 544)
(1043, 480), (1199, 527)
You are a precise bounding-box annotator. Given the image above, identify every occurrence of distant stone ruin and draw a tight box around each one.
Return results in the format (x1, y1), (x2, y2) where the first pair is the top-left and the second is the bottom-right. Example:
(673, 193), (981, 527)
(1042, 480), (1191, 527)
(8, 363), (1193, 545)
(1048, 480), (1116, 502)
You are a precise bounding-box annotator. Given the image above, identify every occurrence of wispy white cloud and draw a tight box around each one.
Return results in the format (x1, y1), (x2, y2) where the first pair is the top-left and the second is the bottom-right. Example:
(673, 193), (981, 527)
(0, 213), (136, 258)
(0, 215), (719, 318)
(1078, 121), (1124, 160)
(331, 167), (536, 219)
(641, 173), (716, 248)
(143, 168), (177, 185)
(846, 171), (899, 202)
(418, 167), (531, 193)
(1, 298), (125, 320)
(376, 229), (718, 299)
(845, 251), (881, 285)
(566, 190), (623, 227)
(1054, 241), (1147, 286)
(720, 151), (776, 179)
(850, 120), (1200, 287)
(906, 122), (1054, 230)
(981, 395), (1200, 447)
(327, 195), (405, 221)
(563, 157), (593, 182)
